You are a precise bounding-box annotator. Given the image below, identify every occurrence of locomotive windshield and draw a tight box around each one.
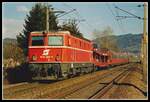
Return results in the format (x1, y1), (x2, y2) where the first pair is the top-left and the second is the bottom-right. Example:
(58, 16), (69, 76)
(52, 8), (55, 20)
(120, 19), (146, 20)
(32, 36), (44, 46)
(48, 36), (63, 46)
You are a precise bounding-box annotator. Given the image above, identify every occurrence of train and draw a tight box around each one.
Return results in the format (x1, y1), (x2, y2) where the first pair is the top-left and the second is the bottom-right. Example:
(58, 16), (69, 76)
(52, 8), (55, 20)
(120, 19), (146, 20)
(28, 31), (129, 80)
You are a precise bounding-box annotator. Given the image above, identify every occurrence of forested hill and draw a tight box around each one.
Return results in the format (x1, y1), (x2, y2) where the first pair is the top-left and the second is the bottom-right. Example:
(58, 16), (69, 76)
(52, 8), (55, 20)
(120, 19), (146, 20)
(93, 33), (142, 54)
(117, 33), (142, 53)
(3, 38), (17, 45)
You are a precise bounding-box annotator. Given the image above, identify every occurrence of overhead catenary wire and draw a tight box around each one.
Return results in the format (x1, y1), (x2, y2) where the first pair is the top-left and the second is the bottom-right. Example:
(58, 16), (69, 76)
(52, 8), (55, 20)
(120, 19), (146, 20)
(113, 3), (127, 33)
(57, 9), (76, 18)
(76, 10), (94, 29)
(113, 3), (119, 17)
(62, 3), (95, 36)
(105, 3), (125, 33)
(58, 3), (85, 25)
(114, 4), (144, 20)
(63, 3), (93, 25)
(113, 3), (145, 34)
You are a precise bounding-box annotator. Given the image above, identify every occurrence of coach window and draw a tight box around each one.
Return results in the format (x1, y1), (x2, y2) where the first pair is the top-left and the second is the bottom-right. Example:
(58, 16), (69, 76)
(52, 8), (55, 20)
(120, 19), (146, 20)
(101, 55), (104, 62)
(48, 36), (63, 46)
(99, 56), (101, 62)
(96, 55), (99, 61)
(32, 36), (44, 46)
(105, 56), (108, 62)
(96, 55), (98, 61)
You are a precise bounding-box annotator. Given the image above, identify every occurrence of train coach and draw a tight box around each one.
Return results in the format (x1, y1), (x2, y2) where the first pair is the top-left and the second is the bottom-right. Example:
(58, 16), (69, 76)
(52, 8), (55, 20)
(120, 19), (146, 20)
(109, 51), (129, 66)
(93, 48), (111, 70)
(92, 48), (129, 68)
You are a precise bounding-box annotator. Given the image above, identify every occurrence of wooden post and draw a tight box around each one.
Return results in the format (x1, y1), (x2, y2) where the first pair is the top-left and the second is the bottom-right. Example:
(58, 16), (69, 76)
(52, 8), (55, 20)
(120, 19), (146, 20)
(142, 2), (148, 83)
(46, 4), (49, 33)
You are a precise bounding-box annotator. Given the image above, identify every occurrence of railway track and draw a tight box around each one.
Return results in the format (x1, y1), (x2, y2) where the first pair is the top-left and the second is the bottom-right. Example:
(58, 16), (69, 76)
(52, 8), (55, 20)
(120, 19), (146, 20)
(3, 63), (133, 99)
(62, 64), (140, 99)
(59, 70), (129, 99)
(37, 64), (132, 99)
(89, 69), (130, 99)
(56, 66), (131, 99)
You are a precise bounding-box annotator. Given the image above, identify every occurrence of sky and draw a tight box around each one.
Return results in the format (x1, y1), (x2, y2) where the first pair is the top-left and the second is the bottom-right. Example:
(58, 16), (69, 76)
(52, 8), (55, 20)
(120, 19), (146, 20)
(2, 2), (148, 40)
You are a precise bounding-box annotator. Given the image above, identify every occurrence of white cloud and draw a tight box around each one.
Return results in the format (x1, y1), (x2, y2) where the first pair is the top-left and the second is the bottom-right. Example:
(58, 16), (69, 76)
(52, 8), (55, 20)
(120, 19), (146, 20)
(2, 18), (24, 39)
(16, 5), (29, 13)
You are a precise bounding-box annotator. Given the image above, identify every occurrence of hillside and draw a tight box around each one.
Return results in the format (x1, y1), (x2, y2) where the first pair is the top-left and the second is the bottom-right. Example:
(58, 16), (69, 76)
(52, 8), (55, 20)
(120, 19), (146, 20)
(117, 33), (142, 53)
(93, 33), (142, 54)
(3, 38), (17, 45)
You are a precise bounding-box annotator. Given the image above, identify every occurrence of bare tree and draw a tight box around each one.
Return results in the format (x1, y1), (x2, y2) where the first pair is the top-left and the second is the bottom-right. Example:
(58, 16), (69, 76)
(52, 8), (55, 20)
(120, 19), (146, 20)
(93, 26), (119, 51)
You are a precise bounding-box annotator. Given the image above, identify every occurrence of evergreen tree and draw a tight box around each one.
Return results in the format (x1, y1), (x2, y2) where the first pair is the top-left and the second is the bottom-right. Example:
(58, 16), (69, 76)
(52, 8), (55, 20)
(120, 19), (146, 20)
(17, 3), (58, 56)
(60, 19), (83, 39)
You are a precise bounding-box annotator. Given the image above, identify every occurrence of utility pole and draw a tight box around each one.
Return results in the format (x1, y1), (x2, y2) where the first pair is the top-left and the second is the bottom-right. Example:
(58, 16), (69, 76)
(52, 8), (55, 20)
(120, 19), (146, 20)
(142, 2), (147, 83)
(115, 3), (148, 83)
(46, 3), (49, 32)
(45, 3), (77, 33)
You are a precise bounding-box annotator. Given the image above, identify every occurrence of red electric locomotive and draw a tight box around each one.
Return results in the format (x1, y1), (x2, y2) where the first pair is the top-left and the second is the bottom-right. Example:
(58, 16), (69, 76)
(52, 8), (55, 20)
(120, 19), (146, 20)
(28, 31), (94, 79)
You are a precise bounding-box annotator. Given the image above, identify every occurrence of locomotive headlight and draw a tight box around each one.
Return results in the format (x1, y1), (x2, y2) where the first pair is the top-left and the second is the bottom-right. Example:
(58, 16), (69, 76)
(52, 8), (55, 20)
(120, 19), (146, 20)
(32, 55), (37, 61)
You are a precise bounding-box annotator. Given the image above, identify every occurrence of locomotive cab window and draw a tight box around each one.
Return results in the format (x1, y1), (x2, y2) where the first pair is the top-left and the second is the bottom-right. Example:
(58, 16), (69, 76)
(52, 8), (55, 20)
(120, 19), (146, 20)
(32, 36), (44, 46)
(48, 36), (63, 46)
